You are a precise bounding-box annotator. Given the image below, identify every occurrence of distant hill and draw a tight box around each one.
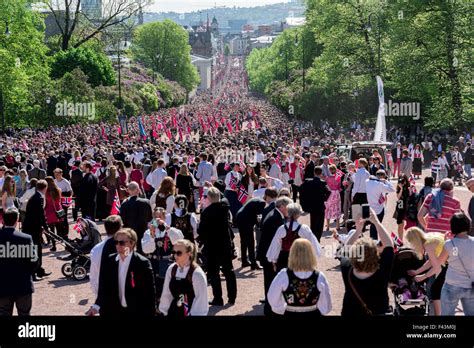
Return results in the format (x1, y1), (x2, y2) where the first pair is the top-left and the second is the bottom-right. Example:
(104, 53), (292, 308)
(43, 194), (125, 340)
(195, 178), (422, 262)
(143, 2), (306, 27)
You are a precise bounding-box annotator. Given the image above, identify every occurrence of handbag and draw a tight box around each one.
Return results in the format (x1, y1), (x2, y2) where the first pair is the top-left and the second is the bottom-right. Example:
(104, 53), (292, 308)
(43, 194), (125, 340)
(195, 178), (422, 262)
(348, 267), (373, 315)
(56, 209), (66, 219)
(348, 267), (393, 316)
(451, 239), (474, 288)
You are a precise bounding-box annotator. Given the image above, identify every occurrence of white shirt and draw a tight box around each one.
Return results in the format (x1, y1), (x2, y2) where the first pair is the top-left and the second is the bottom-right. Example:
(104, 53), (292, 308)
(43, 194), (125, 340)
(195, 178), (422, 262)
(225, 171), (242, 191)
(146, 167), (167, 190)
(266, 222), (322, 263)
(89, 235), (112, 296)
(365, 178), (395, 215)
(20, 187), (36, 211)
(254, 151), (265, 164)
(269, 163), (282, 181)
(268, 269), (332, 315)
(55, 178), (72, 193)
(159, 264), (209, 316)
(117, 253), (133, 308)
(351, 168), (370, 198)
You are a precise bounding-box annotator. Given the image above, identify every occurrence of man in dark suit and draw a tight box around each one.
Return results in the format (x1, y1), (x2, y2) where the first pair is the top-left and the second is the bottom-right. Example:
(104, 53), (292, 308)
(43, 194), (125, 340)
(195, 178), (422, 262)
(86, 228), (155, 317)
(46, 151), (58, 177)
(303, 153), (317, 180)
(235, 197), (266, 270)
(198, 187), (237, 306)
(70, 160), (83, 221)
(120, 182), (153, 255)
(89, 215), (123, 297)
(22, 180), (51, 280)
(27, 160), (46, 180)
(391, 142), (402, 178)
(256, 188), (278, 251)
(78, 161), (98, 221)
(256, 196), (291, 315)
(299, 166), (331, 241)
(0, 208), (36, 316)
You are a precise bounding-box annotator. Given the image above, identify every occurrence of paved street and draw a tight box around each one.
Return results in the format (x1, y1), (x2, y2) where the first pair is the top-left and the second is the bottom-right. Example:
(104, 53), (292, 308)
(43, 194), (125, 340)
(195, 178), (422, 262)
(30, 170), (471, 316)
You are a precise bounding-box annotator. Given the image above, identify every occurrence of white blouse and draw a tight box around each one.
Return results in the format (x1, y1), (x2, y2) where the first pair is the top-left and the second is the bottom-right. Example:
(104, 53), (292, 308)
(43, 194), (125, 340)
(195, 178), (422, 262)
(268, 269), (332, 315)
(159, 264), (209, 316)
(266, 222), (322, 263)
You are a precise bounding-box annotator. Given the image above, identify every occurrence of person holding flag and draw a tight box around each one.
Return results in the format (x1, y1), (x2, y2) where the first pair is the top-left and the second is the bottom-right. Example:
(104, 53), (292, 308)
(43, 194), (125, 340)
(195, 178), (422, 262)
(138, 117), (147, 140)
(224, 162), (243, 222)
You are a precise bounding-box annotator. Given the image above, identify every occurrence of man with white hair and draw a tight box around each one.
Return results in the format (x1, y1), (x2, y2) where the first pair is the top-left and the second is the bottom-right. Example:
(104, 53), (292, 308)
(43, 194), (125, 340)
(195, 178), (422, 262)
(27, 160), (46, 180)
(266, 203), (322, 272)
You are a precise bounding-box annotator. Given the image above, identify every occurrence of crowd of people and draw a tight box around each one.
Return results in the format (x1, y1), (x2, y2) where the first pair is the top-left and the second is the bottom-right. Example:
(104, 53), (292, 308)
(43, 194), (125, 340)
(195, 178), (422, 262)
(0, 57), (473, 317)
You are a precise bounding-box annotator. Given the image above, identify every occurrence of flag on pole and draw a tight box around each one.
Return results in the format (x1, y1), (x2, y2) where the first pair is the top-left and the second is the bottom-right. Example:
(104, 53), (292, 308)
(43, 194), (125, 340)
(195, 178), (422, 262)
(373, 76), (387, 142)
(101, 126), (108, 141)
(110, 191), (121, 215)
(138, 117), (147, 139)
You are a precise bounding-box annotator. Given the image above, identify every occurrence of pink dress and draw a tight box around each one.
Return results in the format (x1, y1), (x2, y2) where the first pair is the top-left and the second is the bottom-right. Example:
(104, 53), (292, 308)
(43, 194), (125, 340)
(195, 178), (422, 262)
(325, 175), (341, 220)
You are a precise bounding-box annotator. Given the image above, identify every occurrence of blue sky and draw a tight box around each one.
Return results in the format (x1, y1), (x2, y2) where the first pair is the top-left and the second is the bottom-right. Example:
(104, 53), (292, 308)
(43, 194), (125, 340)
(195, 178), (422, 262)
(149, 0), (291, 13)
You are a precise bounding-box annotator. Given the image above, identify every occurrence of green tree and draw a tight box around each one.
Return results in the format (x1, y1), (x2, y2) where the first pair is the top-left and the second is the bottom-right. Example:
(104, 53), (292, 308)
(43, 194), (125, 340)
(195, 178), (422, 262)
(132, 20), (200, 92)
(51, 46), (116, 87)
(0, 0), (50, 128)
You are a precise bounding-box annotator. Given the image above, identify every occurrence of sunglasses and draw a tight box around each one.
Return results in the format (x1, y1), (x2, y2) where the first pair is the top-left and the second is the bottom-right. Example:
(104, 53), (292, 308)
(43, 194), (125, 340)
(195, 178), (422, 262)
(114, 240), (129, 246)
(172, 250), (184, 256)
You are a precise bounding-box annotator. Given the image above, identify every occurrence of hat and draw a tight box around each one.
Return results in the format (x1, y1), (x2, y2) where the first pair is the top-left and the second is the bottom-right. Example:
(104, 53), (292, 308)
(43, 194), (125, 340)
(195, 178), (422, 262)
(466, 178), (474, 190)
(168, 227), (184, 245)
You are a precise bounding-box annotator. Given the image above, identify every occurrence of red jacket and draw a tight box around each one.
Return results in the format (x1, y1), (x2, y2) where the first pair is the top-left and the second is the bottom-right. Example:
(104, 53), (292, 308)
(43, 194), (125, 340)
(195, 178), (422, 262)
(289, 162), (305, 181)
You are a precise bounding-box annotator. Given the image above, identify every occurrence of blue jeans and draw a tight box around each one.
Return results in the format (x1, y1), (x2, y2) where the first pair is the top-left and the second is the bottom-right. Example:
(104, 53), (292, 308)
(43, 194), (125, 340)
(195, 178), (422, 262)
(464, 164), (472, 179)
(441, 283), (474, 316)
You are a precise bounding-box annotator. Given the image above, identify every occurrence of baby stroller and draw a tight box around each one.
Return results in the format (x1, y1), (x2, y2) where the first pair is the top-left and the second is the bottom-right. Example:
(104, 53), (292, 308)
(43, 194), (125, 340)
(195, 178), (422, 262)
(390, 248), (430, 315)
(43, 229), (91, 281)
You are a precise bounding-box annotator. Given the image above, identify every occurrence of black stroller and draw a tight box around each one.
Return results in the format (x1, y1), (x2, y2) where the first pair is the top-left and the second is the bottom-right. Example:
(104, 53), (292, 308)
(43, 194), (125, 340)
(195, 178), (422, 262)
(43, 229), (91, 281)
(390, 248), (430, 315)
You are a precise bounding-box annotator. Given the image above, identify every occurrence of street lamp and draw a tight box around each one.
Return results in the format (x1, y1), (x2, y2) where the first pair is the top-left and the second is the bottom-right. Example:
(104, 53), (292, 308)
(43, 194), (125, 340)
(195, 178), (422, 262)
(1, 21), (11, 133)
(366, 12), (381, 76)
(295, 33), (306, 93)
(279, 49), (288, 86)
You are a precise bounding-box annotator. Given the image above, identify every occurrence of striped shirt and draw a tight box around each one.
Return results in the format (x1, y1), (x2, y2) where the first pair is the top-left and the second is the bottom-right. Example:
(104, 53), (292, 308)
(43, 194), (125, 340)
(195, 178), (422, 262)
(422, 193), (461, 233)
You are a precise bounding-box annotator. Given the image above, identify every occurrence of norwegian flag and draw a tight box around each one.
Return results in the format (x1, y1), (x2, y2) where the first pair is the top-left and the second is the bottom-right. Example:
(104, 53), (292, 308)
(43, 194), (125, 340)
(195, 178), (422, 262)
(229, 174), (240, 191)
(61, 197), (73, 208)
(110, 191), (121, 215)
(335, 169), (344, 179)
(101, 126), (108, 141)
(226, 120), (233, 133)
(378, 193), (386, 205)
(92, 163), (101, 174)
(235, 116), (240, 132)
(183, 294), (191, 316)
(73, 220), (82, 234)
(237, 184), (248, 204)
(390, 232), (404, 252)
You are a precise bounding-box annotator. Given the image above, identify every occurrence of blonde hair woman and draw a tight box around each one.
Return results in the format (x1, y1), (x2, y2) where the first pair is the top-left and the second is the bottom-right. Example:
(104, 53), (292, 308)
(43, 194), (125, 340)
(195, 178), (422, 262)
(159, 239), (208, 317)
(406, 227), (447, 316)
(1, 175), (17, 225)
(268, 239), (332, 316)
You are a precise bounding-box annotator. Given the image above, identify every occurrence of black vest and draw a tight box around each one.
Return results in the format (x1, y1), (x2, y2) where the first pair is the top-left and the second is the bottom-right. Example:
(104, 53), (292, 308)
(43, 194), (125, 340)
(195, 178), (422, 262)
(168, 265), (195, 317)
(283, 270), (320, 307)
(171, 213), (193, 243)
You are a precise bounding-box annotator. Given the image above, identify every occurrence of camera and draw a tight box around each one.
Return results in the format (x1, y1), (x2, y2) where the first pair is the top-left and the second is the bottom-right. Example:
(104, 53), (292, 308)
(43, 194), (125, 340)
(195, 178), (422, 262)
(362, 204), (370, 219)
